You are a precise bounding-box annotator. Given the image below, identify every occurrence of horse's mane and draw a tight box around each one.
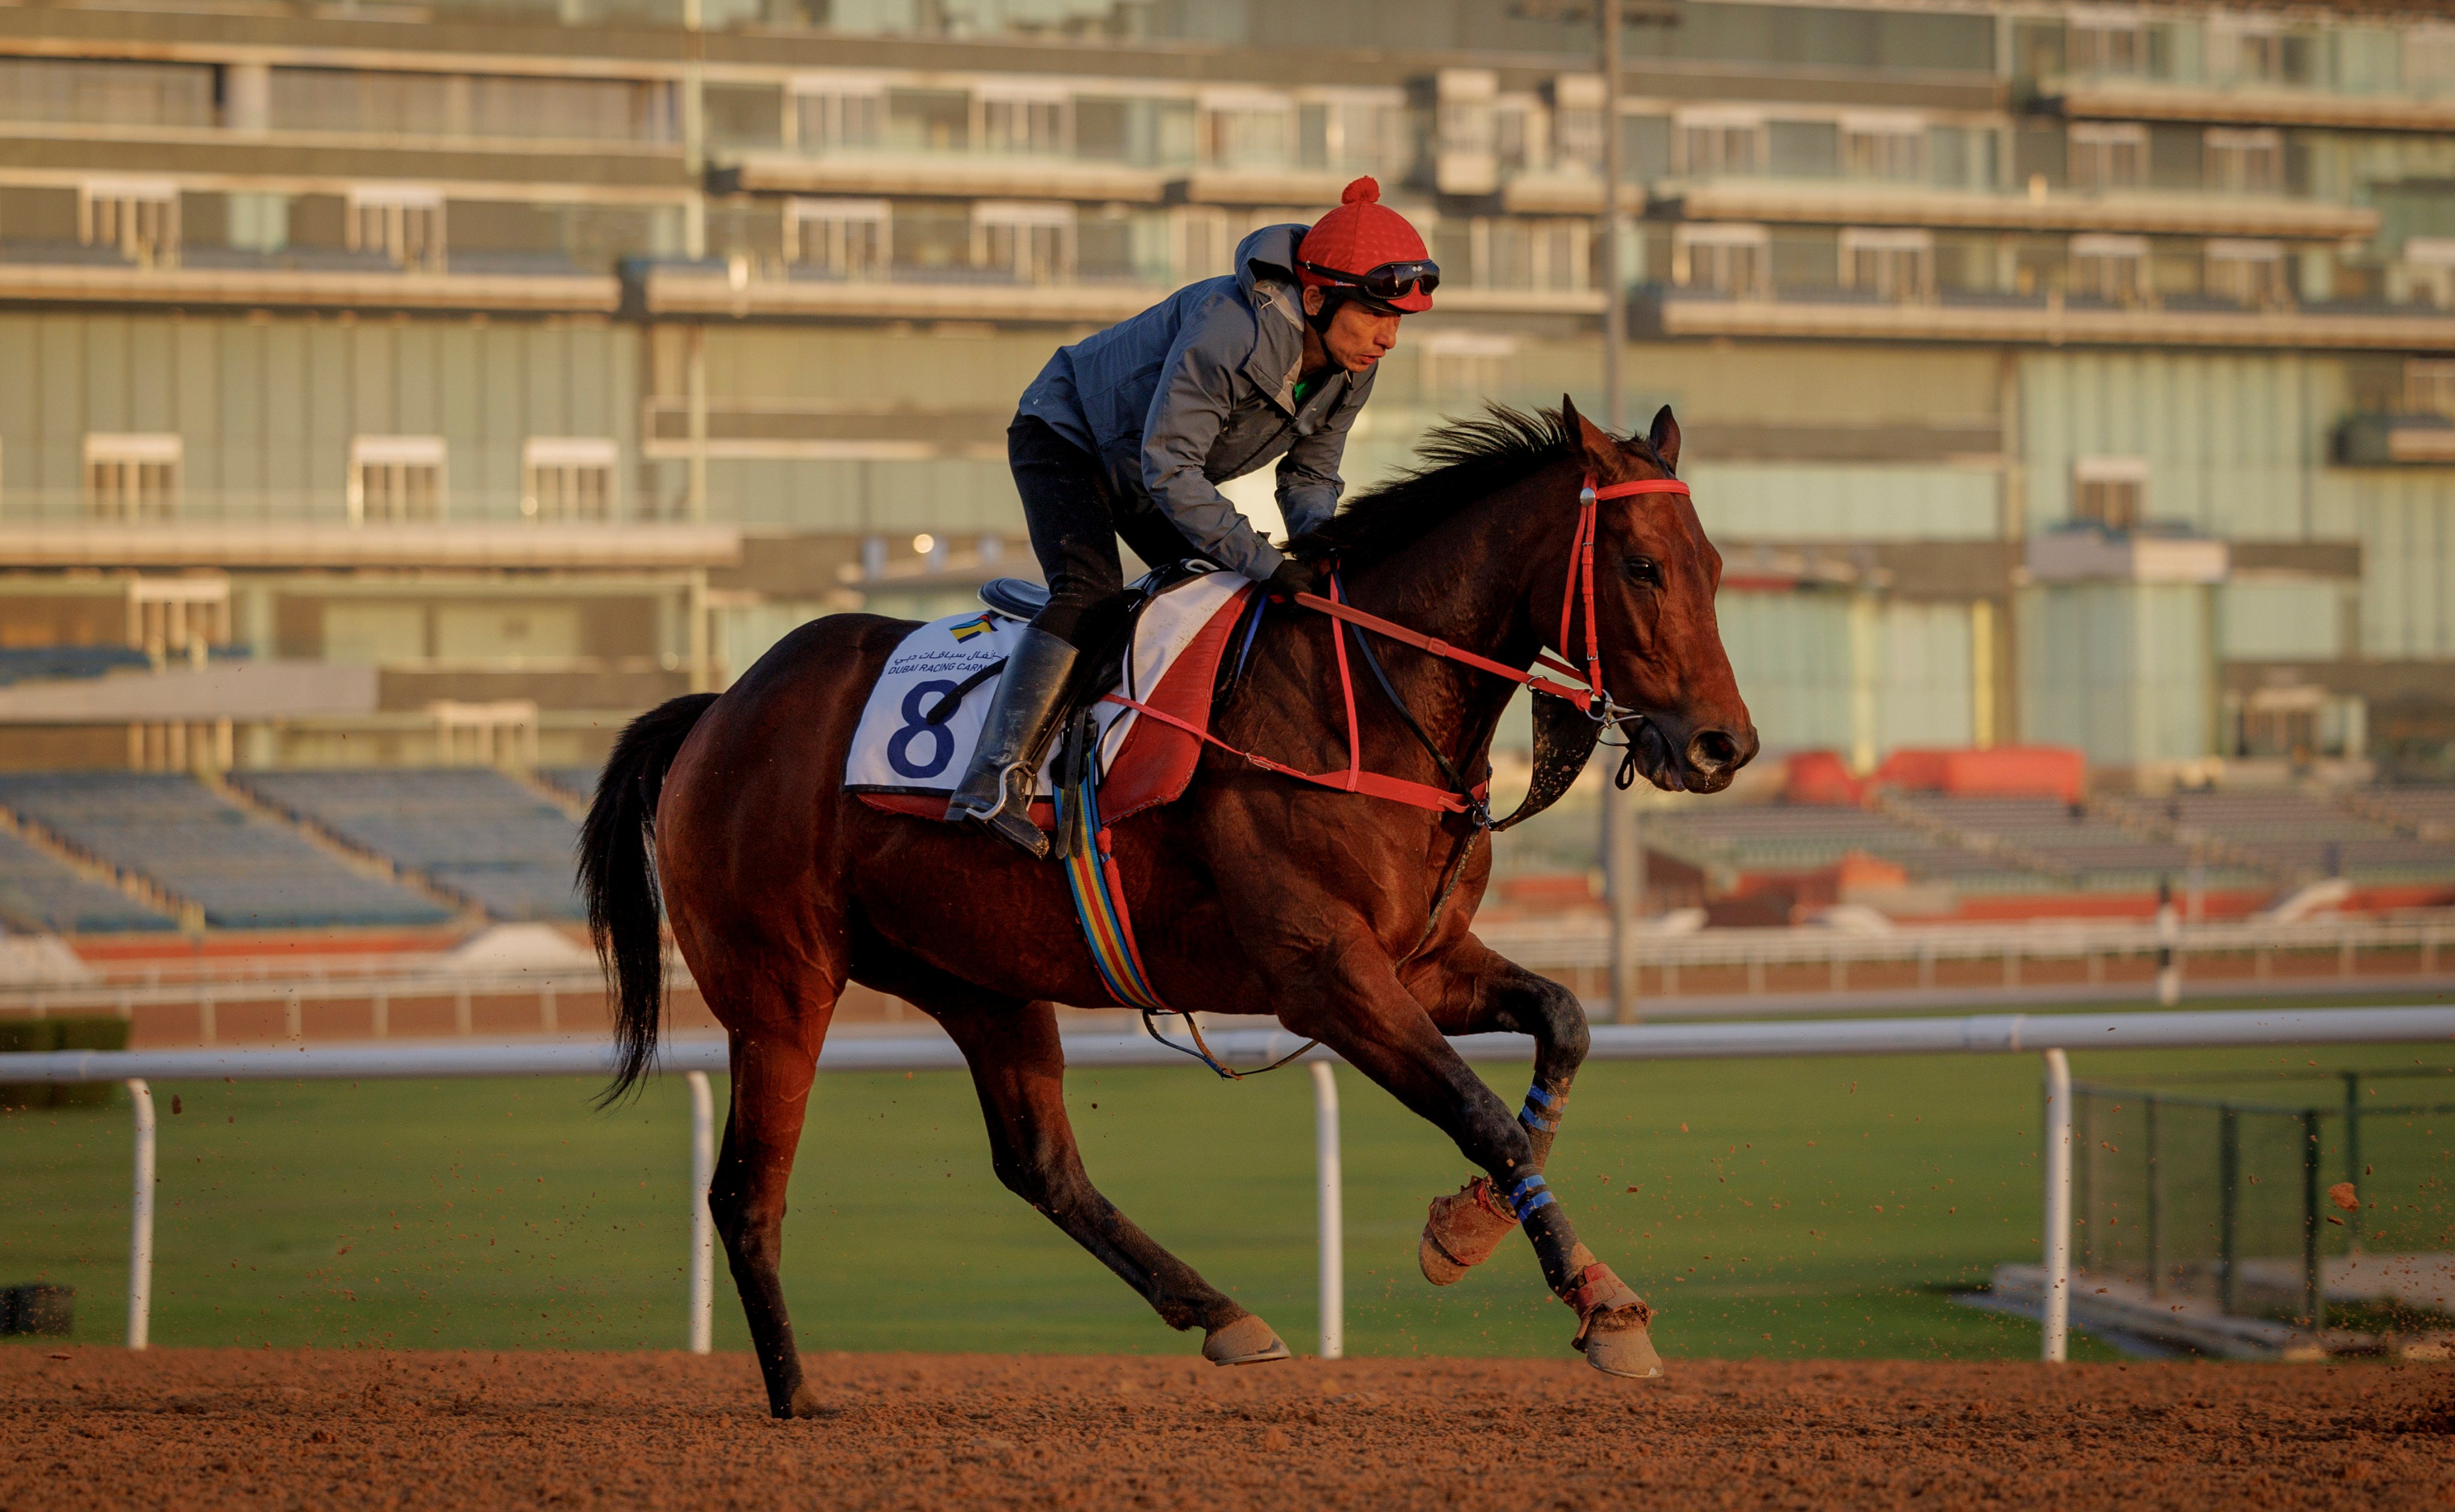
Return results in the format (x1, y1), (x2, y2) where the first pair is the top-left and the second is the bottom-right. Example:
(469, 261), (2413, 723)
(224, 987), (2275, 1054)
(1290, 405), (1576, 565)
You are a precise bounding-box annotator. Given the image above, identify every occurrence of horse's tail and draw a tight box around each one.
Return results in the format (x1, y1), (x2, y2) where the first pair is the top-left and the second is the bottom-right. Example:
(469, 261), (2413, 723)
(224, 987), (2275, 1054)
(580, 691), (718, 1106)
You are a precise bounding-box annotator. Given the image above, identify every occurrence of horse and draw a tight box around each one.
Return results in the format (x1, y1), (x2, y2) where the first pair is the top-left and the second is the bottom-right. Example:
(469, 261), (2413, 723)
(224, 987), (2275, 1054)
(579, 397), (1756, 1417)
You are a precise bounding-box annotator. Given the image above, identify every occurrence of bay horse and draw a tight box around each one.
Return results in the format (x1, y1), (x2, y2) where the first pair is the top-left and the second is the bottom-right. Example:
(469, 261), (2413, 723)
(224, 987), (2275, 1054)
(580, 398), (1756, 1416)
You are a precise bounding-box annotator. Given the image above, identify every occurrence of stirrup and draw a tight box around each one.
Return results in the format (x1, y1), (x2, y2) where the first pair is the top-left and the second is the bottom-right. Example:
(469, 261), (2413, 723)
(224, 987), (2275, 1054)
(955, 764), (1048, 858)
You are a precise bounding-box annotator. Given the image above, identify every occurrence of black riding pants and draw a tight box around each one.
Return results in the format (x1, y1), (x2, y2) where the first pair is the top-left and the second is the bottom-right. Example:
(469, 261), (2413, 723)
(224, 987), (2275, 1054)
(1008, 415), (1208, 651)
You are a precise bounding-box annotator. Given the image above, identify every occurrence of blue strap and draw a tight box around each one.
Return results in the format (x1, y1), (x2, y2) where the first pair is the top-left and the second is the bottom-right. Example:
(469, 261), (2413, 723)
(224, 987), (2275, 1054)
(1504, 1172), (1555, 1221)
(1519, 1084), (1563, 1133)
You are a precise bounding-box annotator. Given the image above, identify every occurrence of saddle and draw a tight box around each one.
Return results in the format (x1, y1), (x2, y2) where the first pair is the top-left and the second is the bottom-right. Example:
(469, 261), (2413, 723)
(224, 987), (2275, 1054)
(842, 564), (1250, 832)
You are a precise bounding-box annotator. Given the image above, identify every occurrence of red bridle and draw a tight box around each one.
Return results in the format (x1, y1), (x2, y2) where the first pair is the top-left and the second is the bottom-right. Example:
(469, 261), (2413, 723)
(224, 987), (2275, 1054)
(1297, 473), (1693, 718)
(1102, 472), (1693, 817)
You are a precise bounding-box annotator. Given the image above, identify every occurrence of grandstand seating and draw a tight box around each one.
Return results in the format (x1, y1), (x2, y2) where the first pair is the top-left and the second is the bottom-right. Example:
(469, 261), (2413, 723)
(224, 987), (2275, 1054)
(233, 768), (583, 923)
(538, 766), (599, 805)
(1643, 802), (2052, 894)
(2356, 786), (2455, 841)
(1892, 795), (2269, 894)
(0, 772), (453, 931)
(0, 828), (174, 934)
(2107, 789), (2455, 885)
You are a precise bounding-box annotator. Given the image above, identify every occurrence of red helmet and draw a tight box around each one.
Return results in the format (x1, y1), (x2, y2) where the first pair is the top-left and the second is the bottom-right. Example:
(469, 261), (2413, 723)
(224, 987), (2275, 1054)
(1296, 177), (1437, 314)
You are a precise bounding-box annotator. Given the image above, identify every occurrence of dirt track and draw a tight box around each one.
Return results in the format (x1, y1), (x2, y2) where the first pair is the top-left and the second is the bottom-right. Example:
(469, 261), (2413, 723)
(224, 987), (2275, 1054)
(5, 1348), (2453, 1510)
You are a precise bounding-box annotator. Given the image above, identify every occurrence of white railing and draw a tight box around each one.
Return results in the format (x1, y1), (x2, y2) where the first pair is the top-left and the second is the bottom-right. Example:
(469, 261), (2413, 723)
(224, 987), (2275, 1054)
(10, 912), (2448, 1037)
(1485, 911), (2454, 998)
(16, 1003), (2455, 1365)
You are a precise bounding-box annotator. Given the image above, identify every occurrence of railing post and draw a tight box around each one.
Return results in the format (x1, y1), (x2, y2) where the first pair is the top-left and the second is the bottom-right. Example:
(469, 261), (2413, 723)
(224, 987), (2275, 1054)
(2219, 1106), (2242, 1315)
(127, 1078), (156, 1350)
(2041, 1048), (2070, 1363)
(686, 1070), (716, 1356)
(2145, 1094), (2164, 1298)
(2301, 1107), (2324, 1336)
(1310, 1060), (1344, 1361)
(2342, 1069), (2363, 1251)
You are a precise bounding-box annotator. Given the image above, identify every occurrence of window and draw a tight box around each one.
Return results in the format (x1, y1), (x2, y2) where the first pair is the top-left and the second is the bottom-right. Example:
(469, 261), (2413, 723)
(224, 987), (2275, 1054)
(784, 198), (889, 278)
(84, 433), (180, 521)
(346, 186), (445, 270)
(1841, 113), (1926, 182)
(2072, 457), (2148, 530)
(2205, 239), (2287, 307)
(1675, 108), (1766, 177)
(2068, 123), (2147, 192)
(2405, 358), (2455, 419)
(1549, 74), (1604, 176)
(2407, 239), (2455, 309)
(1201, 89), (1295, 171)
(1322, 95), (1403, 176)
(1171, 206), (1233, 282)
(79, 178), (179, 265)
(2222, 22), (2311, 86)
(1416, 331), (1516, 405)
(1467, 218), (1590, 293)
(976, 82), (1069, 157)
(2070, 234), (2151, 304)
(2204, 128), (2283, 194)
(2068, 17), (2147, 76)
(786, 76), (883, 153)
(1838, 228), (1935, 301)
(1671, 223), (1769, 297)
(2409, 28), (2455, 96)
(226, 191), (288, 253)
(971, 201), (1073, 283)
(348, 435), (447, 525)
(520, 437), (618, 522)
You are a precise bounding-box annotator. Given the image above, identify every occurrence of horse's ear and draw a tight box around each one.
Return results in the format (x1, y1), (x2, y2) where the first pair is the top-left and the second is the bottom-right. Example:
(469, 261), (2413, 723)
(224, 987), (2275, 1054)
(1649, 405), (1682, 473)
(1562, 393), (1621, 477)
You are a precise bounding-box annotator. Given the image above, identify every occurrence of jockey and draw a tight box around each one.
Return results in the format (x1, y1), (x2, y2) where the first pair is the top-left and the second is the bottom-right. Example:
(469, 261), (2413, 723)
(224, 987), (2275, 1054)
(946, 176), (1437, 854)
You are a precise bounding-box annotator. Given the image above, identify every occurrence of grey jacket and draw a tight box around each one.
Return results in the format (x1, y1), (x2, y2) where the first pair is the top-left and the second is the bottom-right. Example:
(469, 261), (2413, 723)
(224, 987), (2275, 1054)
(1014, 223), (1373, 582)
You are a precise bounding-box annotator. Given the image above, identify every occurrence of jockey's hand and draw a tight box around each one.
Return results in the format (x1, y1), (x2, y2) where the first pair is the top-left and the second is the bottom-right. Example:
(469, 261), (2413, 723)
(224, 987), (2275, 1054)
(1266, 557), (1327, 603)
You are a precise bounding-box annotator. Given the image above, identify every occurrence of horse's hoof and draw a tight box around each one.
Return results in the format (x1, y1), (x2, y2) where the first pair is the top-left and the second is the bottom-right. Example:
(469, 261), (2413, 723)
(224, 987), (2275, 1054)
(778, 1383), (837, 1419)
(1419, 1176), (1518, 1287)
(1202, 1314), (1292, 1366)
(1581, 1308), (1665, 1380)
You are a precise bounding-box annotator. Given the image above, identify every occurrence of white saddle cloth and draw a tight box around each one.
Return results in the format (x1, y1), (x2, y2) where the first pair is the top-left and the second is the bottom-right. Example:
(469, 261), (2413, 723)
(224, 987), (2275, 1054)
(843, 569), (1247, 804)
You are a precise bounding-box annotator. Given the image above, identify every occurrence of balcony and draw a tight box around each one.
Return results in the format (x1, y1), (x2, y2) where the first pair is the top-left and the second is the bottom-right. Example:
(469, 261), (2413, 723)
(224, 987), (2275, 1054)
(0, 243), (619, 313)
(0, 491), (740, 571)
(1642, 285), (2455, 352)
(723, 151), (1169, 206)
(2043, 76), (2455, 135)
(1658, 178), (2379, 242)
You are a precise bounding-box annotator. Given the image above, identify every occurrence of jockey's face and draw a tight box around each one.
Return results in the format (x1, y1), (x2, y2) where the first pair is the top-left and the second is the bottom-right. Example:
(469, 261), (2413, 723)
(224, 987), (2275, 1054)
(1301, 285), (1401, 376)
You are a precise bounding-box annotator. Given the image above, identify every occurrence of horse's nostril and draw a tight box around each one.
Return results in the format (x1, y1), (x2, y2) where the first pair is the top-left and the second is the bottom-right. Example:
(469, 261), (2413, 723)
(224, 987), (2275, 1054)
(1689, 729), (1741, 772)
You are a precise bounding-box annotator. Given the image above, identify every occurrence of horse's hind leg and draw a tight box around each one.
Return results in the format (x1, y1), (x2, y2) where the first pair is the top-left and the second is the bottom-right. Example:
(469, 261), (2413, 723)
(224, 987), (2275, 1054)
(916, 985), (1289, 1364)
(707, 1002), (834, 1418)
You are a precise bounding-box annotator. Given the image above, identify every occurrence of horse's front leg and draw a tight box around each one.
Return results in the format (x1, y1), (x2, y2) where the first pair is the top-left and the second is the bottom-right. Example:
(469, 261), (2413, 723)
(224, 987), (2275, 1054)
(1278, 928), (1658, 1378)
(1405, 937), (1590, 1287)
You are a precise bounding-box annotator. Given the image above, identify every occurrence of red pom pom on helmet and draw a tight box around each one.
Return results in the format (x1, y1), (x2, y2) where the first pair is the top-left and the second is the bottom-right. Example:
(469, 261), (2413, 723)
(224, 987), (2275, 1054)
(1298, 177), (1433, 312)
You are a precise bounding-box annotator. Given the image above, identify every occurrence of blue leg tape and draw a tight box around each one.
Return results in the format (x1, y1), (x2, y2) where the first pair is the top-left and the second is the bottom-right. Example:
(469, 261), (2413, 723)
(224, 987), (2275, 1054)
(1504, 1172), (1555, 1221)
(1519, 1083), (1563, 1133)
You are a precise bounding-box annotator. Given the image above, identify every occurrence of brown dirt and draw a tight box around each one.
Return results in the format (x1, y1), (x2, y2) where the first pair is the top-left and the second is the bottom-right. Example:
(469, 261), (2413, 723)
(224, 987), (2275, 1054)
(5, 1348), (2453, 1511)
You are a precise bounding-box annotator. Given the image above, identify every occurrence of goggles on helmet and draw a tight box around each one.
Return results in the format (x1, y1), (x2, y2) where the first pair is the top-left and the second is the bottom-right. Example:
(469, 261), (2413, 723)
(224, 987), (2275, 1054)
(1299, 257), (1440, 304)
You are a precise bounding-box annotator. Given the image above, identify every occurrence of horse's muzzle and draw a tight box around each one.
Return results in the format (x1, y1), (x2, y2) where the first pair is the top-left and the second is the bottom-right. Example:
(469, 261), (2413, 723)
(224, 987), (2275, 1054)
(1633, 720), (1757, 795)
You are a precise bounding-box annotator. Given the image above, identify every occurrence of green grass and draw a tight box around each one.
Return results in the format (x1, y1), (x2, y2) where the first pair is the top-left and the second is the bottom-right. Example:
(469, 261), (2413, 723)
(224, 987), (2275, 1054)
(4, 1039), (2448, 1360)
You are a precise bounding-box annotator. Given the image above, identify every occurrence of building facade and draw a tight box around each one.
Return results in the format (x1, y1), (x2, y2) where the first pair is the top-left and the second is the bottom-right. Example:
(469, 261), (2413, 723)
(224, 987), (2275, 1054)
(0, 0), (2448, 778)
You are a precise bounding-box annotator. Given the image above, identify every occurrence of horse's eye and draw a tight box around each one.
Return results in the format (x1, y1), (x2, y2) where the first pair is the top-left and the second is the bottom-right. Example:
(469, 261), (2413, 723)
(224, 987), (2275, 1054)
(1622, 556), (1662, 587)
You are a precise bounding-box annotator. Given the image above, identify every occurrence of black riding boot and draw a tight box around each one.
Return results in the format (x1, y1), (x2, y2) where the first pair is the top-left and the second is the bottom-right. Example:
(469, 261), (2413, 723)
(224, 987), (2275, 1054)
(943, 626), (1077, 857)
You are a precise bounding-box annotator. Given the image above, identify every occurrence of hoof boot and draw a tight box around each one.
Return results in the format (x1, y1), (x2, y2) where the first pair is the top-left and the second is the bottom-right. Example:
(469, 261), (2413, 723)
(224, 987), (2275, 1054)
(1419, 1175), (1519, 1287)
(1202, 1314), (1292, 1366)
